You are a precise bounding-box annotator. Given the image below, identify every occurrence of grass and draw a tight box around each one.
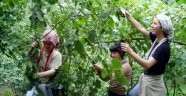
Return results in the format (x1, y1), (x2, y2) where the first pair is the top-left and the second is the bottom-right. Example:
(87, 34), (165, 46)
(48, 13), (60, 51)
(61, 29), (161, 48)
(0, 87), (14, 96)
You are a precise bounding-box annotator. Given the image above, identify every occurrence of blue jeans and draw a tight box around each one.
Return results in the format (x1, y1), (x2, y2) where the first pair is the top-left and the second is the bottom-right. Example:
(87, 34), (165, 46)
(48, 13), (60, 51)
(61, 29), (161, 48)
(128, 83), (139, 96)
(26, 84), (53, 96)
(108, 89), (126, 96)
(51, 88), (65, 96)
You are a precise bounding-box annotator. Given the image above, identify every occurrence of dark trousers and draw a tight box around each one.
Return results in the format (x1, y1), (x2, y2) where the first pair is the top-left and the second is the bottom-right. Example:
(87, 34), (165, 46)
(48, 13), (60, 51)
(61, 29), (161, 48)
(108, 90), (126, 96)
(51, 88), (65, 96)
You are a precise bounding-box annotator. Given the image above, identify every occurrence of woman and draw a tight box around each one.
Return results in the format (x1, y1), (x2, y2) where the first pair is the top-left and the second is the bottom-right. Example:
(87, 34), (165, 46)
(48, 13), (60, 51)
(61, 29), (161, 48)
(120, 8), (174, 96)
(26, 29), (63, 96)
(94, 40), (132, 96)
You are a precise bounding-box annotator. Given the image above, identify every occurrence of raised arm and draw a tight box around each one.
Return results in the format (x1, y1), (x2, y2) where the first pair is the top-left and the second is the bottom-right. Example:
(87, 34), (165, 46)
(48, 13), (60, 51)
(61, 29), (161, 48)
(120, 8), (149, 37)
(120, 43), (157, 69)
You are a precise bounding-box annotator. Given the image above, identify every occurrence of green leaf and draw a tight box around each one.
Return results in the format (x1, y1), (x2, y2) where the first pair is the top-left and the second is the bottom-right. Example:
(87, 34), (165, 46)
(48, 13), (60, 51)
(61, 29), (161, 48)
(95, 79), (101, 88)
(88, 30), (97, 43)
(74, 40), (85, 55)
(177, 0), (186, 5)
(101, 69), (108, 79)
(69, 75), (77, 83)
(46, 0), (58, 4)
(29, 3), (46, 29)
(36, 10), (44, 21)
(14, 0), (20, 5)
(181, 51), (186, 61)
(114, 70), (128, 85)
(9, 1), (15, 8)
(110, 15), (119, 23)
(111, 58), (122, 70)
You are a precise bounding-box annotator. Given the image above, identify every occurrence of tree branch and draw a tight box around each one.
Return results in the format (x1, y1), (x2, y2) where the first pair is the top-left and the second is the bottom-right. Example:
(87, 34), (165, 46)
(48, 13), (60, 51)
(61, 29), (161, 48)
(174, 41), (186, 46)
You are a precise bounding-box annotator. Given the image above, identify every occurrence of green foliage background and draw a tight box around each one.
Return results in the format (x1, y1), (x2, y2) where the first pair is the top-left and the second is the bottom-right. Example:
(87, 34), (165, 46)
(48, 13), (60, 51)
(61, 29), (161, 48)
(0, 0), (186, 96)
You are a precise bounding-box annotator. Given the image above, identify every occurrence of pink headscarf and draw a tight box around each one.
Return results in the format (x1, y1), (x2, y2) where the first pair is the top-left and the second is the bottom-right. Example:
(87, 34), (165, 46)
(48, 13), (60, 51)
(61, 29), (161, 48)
(37, 29), (60, 71)
(42, 29), (59, 48)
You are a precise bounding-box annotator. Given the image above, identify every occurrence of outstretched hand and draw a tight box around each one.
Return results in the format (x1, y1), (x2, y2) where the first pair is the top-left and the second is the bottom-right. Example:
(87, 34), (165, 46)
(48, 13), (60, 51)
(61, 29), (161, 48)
(93, 64), (102, 75)
(28, 39), (40, 59)
(118, 7), (130, 17)
(32, 39), (39, 49)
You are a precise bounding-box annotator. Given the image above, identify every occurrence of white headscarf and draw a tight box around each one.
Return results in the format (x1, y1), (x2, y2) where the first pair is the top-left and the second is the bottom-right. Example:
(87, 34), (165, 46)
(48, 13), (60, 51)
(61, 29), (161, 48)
(156, 14), (174, 42)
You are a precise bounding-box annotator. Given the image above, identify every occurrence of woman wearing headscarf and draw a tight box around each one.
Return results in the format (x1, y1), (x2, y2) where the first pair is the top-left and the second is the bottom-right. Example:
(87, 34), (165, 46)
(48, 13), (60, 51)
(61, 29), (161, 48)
(120, 8), (174, 96)
(26, 29), (63, 96)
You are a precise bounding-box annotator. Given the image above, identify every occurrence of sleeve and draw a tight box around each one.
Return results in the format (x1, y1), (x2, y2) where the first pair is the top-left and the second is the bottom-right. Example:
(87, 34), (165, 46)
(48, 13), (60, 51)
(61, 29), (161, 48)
(152, 46), (165, 63)
(122, 63), (132, 80)
(149, 32), (157, 42)
(50, 53), (62, 70)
